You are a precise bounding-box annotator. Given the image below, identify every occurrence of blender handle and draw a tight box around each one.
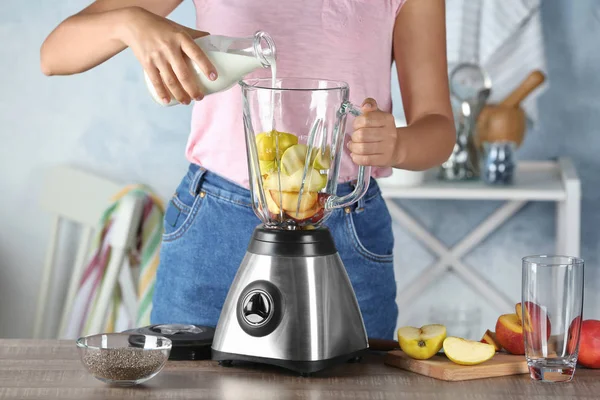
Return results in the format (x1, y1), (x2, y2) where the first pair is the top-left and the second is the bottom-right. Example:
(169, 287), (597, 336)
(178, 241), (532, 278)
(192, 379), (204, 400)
(325, 102), (372, 210)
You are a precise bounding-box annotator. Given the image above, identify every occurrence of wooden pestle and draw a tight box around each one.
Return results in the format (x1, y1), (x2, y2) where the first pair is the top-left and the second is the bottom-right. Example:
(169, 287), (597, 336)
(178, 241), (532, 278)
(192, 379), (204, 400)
(476, 70), (546, 148)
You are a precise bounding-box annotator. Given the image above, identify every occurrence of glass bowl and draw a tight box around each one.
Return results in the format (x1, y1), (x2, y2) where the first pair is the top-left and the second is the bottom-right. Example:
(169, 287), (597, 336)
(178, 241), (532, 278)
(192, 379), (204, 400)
(76, 333), (172, 386)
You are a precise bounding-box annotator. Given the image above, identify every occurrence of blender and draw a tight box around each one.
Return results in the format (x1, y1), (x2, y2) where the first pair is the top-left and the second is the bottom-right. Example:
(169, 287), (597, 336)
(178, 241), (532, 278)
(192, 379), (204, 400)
(211, 78), (372, 375)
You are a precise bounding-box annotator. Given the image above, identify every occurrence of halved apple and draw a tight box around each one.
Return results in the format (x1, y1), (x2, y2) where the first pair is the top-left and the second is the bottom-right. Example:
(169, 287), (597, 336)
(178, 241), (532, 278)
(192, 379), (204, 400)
(443, 337), (495, 366)
(397, 324), (447, 360)
(269, 190), (317, 213)
(495, 313), (525, 355)
(516, 302), (551, 334)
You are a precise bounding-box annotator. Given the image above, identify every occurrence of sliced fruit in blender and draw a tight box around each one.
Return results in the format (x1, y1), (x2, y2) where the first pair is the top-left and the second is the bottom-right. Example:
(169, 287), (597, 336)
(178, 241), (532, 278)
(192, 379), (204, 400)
(276, 131), (299, 154)
(256, 133), (276, 161)
(269, 190), (317, 212)
(288, 204), (322, 221)
(302, 169), (327, 192)
(312, 147), (331, 170)
(256, 131), (299, 162)
(263, 168), (327, 192)
(281, 144), (310, 175)
(259, 160), (277, 174)
(264, 190), (281, 214)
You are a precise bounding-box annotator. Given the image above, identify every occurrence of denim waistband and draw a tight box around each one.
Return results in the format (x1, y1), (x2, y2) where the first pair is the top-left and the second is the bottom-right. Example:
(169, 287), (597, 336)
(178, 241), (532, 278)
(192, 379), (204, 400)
(185, 163), (381, 210)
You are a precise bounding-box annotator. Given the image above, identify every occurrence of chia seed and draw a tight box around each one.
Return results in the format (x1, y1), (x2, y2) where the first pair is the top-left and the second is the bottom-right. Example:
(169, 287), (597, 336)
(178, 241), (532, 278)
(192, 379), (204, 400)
(82, 348), (168, 382)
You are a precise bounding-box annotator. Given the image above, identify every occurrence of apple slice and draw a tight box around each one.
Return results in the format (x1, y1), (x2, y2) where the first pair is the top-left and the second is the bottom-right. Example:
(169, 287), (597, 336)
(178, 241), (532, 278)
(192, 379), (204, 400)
(495, 314), (525, 355)
(313, 147), (331, 170)
(281, 144), (310, 175)
(255, 131), (298, 162)
(305, 170), (327, 192)
(256, 132), (276, 161)
(263, 168), (327, 192)
(259, 160), (277, 174)
(264, 190), (280, 215)
(287, 204), (321, 221)
(275, 131), (298, 155)
(443, 337), (495, 366)
(397, 324), (447, 360)
(480, 330), (502, 351)
(269, 191), (317, 213)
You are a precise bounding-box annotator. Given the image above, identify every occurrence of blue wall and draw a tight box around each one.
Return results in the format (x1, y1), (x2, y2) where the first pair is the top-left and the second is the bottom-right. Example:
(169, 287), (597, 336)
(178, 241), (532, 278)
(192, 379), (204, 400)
(0, 0), (597, 338)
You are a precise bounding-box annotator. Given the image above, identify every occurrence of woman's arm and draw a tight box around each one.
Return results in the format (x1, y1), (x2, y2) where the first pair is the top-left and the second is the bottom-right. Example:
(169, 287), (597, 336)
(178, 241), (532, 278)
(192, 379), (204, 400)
(41, 0), (182, 75)
(348, 0), (454, 171)
(40, 0), (216, 104)
(391, 0), (455, 170)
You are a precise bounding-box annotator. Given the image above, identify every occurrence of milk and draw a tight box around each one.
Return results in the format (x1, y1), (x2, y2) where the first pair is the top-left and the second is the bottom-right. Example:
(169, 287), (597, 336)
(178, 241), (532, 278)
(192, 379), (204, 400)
(145, 50), (264, 106)
(269, 61), (277, 131)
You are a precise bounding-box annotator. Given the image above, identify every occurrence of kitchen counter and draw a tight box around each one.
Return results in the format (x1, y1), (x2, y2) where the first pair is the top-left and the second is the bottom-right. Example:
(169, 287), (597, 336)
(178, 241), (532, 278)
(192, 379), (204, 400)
(1, 339), (598, 399)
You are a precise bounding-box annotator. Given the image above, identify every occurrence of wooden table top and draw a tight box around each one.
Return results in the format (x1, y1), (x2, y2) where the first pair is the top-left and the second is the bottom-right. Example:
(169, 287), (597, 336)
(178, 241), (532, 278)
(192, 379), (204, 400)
(1, 339), (599, 399)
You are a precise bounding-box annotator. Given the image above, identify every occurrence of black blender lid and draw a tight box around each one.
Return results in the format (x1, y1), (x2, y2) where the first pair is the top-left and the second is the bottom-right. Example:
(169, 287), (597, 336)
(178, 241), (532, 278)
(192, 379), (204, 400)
(248, 225), (337, 257)
(124, 324), (215, 360)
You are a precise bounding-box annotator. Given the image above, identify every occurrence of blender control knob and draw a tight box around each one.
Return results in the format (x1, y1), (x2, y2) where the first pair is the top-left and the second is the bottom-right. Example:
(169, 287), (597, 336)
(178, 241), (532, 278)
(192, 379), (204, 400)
(236, 281), (283, 337)
(242, 291), (272, 325)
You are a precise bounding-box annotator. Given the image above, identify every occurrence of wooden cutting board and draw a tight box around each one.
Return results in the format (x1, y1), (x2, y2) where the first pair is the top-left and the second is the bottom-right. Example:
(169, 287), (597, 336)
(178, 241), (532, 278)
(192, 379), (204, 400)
(384, 350), (529, 381)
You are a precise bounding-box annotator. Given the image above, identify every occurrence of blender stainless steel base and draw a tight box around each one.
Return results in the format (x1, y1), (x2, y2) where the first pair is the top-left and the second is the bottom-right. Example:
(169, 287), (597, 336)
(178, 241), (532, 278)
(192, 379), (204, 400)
(211, 226), (368, 374)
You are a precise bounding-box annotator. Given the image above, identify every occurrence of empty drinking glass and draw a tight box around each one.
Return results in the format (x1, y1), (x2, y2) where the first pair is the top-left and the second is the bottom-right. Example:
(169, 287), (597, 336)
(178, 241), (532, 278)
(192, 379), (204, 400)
(522, 255), (585, 382)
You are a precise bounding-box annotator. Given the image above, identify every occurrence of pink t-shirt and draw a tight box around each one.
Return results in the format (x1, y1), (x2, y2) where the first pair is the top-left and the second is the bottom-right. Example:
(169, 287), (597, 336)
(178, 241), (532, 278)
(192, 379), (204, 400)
(187, 0), (406, 188)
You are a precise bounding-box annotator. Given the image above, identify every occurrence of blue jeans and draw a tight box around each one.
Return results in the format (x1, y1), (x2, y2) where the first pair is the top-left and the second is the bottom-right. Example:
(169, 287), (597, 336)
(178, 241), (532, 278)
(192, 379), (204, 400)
(150, 164), (398, 339)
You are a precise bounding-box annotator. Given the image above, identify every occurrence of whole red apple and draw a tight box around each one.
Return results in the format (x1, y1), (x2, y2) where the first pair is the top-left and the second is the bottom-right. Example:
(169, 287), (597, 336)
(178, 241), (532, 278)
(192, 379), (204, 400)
(578, 319), (600, 368)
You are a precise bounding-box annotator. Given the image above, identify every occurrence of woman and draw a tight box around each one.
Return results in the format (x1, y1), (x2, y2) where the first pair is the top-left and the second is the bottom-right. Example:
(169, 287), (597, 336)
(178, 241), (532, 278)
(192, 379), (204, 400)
(41, 0), (455, 340)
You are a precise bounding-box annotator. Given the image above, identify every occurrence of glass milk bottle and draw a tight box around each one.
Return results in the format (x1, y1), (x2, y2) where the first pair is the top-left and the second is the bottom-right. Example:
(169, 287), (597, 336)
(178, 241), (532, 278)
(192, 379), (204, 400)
(145, 31), (276, 106)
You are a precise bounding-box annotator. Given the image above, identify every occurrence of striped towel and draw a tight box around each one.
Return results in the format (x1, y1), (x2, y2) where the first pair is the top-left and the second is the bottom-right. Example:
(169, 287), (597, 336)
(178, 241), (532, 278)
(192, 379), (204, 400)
(446, 0), (547, 123)
(63, 185), (164, 338)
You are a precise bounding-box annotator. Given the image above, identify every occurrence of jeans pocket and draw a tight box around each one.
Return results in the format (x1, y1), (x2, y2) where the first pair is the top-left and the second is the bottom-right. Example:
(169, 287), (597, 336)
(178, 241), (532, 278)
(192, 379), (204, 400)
(344, 195), (394, 263)
(162, 172), (206, 242)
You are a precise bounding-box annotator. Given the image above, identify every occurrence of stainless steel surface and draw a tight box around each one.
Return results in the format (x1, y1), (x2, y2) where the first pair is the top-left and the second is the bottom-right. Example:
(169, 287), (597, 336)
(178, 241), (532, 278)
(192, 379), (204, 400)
(212, 252), (368, 362)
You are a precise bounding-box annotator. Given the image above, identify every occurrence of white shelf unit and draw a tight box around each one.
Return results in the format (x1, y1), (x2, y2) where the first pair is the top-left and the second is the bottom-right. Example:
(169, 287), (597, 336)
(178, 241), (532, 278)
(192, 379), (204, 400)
(379, 158), (581, 324)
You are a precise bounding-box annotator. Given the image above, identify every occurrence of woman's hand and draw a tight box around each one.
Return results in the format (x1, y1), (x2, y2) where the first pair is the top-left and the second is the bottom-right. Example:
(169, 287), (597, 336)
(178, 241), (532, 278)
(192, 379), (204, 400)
(120, 6), (217, 104)
(348, 98), (405, 168)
